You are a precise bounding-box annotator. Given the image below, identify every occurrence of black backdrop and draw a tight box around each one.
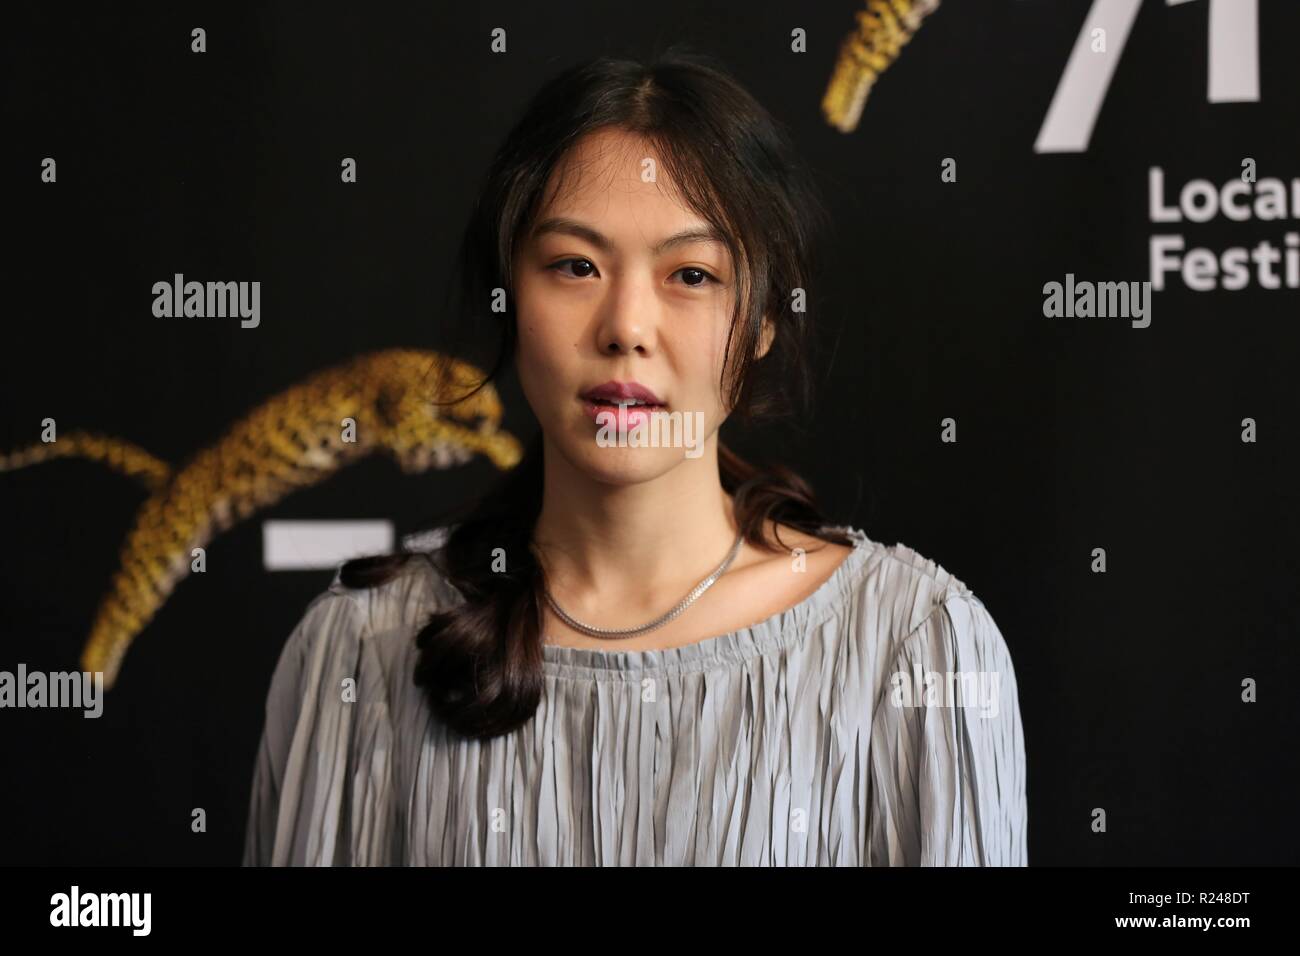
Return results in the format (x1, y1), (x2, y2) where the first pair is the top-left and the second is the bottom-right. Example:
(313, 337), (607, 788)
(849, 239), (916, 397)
(3, 1), (1297, 866)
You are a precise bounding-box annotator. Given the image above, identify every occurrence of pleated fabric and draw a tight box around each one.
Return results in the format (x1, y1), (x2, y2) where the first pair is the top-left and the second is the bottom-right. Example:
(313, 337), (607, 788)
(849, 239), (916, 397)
(242, 526), (1027, 866)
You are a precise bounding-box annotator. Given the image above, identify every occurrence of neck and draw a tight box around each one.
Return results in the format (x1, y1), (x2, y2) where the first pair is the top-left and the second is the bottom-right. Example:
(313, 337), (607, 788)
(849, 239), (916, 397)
(531, 431), (741, 617)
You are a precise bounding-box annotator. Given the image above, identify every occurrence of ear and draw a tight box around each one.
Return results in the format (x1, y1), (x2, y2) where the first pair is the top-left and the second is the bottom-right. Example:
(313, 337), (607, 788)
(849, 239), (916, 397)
(755, 314), (776, 360)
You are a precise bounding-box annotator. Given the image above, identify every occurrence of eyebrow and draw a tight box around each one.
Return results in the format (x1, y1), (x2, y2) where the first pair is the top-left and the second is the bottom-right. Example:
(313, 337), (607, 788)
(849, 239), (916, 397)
(529, 217), (728, 255)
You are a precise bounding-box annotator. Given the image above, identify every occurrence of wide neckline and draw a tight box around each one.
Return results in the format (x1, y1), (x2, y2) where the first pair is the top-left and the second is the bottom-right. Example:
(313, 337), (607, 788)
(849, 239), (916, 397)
(540, 526), (875, 679)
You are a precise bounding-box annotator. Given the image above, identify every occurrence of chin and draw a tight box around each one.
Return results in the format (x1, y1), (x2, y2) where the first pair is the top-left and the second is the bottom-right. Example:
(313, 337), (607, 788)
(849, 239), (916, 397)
(562, 436), (683, 486)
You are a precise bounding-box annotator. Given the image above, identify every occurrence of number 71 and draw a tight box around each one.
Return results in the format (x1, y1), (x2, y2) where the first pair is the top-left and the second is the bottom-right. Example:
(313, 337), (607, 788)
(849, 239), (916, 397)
(1036, 0), (1260, 154)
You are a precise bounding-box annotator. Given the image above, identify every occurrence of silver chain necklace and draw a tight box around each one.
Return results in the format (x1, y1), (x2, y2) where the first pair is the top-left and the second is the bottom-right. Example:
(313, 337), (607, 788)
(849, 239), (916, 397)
(542, 531), (745, 639)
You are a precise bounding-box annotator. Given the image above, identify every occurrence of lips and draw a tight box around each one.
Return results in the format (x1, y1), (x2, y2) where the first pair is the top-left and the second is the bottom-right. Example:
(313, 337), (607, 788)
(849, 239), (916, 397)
(580, 400), (662, 428)
(580, 380), (665, 406)
(579, 380), (666, 430)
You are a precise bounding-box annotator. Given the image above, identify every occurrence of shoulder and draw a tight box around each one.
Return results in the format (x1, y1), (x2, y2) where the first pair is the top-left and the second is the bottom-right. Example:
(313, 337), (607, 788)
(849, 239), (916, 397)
(863, 534), (981, 631)
(322, 548), (453, 636)
(833, 526), (1011, 666)
(266, 533), (458, 713)
(761, 520), (855, 570)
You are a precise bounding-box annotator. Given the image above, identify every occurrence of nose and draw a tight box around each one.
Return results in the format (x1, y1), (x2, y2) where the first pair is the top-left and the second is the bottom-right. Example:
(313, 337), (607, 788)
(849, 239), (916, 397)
(595, 270), (657, 357)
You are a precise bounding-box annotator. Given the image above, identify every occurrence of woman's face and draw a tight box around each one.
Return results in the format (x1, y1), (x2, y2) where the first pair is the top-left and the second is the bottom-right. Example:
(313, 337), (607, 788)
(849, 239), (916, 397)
(512, 127), (764, 485)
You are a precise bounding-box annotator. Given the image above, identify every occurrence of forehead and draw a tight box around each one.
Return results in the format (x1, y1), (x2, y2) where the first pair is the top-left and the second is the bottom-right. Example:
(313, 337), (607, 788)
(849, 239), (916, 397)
(530, 127), (710, 235)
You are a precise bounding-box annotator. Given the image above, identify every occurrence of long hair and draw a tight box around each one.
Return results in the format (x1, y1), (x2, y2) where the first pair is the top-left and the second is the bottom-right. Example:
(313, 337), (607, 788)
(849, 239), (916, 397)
(341, 45), (852, 740)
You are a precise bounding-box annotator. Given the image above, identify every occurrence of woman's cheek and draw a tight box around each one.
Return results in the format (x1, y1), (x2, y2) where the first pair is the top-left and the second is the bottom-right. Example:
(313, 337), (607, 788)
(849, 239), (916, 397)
(517, 321), (569, 404)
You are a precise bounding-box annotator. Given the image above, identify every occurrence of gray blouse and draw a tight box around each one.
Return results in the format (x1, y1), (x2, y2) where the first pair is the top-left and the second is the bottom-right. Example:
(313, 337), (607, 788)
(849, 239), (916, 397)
(242, 526), (1027, 866)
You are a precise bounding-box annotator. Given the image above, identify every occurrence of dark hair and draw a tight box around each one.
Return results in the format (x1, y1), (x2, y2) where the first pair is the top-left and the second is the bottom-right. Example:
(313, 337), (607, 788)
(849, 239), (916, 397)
(342, 45), (852, 740)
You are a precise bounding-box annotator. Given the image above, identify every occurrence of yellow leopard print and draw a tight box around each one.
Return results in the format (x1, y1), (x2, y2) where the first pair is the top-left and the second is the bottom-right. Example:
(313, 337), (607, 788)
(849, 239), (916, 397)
(0, 349), (523, 689)
(822, 0), (941, 133)
(0, 432), (171, 489)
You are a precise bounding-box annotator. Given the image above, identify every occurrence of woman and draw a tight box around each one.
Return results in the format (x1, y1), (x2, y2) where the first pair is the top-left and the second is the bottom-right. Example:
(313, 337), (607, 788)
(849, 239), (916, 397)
(243, 47), (1027, 866)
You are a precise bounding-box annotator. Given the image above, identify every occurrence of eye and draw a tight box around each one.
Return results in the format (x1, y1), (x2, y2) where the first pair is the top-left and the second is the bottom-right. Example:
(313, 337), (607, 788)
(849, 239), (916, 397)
(547, 259), (720, 287)
(548, 258), (599, 279)
(672, 266), (720, 288)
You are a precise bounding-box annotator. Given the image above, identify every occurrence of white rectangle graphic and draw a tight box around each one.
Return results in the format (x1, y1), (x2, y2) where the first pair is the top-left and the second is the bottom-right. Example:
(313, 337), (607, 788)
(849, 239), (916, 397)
(262, 520), (395, 571)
